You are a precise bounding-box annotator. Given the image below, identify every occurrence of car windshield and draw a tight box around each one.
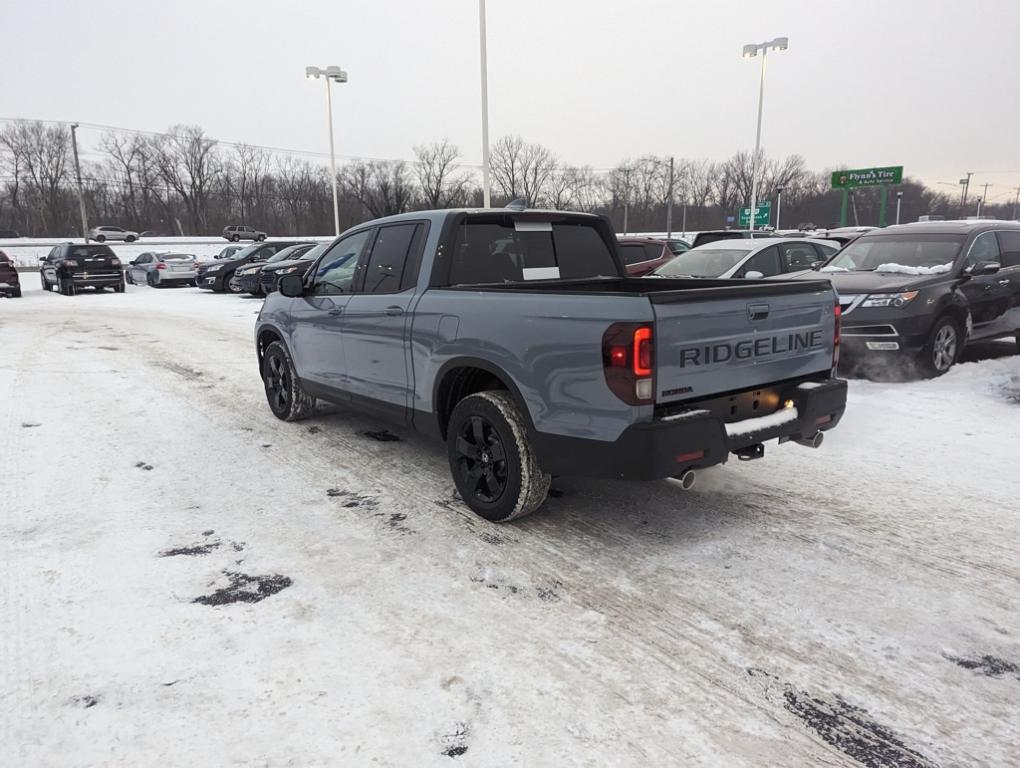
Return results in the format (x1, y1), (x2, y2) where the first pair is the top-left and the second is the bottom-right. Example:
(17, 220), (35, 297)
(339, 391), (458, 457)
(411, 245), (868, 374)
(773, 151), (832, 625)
(299, 243), (329, 261)
(230, 245), (261, 260)
(268, 246), (310, 263)
(652, 248), (749, 278)
(826, 234), (964, 272)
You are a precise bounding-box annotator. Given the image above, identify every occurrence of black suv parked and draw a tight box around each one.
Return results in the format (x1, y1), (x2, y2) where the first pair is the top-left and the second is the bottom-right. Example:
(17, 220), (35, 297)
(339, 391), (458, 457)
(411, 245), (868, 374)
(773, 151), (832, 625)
(0, 250), (20, 297)
(39, 243), (125, 295)
(258, 242), (329, 294)
(196, 241), (312, 293)
(808, 220), (1020, 376)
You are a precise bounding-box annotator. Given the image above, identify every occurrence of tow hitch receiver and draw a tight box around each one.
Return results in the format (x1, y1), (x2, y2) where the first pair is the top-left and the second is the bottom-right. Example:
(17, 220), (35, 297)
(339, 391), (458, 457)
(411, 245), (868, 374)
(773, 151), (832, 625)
(734, 443), (765, 461)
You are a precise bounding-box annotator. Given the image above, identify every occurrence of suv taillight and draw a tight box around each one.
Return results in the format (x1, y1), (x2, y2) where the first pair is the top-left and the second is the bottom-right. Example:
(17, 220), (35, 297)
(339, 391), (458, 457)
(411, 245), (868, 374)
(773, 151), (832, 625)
(63, 259), (79, 268)
(156, 262), (167, 270)
(602, 322), (655, 405)
(111, 258), (121, 267)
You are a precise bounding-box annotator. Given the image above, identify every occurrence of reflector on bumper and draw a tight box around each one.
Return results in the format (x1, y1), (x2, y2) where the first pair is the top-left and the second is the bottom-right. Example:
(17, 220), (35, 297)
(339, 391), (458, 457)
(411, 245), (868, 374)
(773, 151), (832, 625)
(866, 341), (900, 351)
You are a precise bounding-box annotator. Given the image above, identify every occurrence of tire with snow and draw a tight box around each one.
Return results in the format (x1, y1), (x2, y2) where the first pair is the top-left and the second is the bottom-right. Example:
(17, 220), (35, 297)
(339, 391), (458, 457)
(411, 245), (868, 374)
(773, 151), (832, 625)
(446, 391), (551, 523)
(231, 234), (240, 242)
(261, 341), (316, 421)
(919, 315), (961, 377)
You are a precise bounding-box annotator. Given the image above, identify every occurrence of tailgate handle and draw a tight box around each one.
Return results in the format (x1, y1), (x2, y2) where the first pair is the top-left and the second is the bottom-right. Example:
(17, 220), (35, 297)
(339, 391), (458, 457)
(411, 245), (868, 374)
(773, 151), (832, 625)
(747, 303), (770, 322)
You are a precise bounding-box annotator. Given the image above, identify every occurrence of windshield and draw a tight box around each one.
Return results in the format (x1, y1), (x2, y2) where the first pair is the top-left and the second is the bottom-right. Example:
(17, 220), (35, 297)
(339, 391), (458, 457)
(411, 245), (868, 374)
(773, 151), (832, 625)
(652, 248), (749, 278)
(229, 245), (261, 260)
(268, 245), (312, 263)
(827, 234), (964, 272)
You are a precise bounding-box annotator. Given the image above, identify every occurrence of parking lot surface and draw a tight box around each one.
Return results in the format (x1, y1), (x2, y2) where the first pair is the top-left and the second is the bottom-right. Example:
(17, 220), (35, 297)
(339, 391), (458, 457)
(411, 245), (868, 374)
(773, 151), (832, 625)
(3, 285), (1019, 766)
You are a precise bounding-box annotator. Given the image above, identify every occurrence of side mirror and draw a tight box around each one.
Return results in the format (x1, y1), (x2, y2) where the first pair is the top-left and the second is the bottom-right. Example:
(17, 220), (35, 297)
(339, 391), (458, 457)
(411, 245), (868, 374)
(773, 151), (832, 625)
(744, 270), (764, 280)
(967, 261), (1001, 276)
(810, 260), (825, 270)
(38, 256), (46, 263)
(278, 274), (305, 297)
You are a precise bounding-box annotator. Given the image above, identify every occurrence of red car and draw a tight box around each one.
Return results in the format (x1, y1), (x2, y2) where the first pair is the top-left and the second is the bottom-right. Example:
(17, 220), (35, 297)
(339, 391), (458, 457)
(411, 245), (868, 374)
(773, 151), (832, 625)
(616, 237), (683, 276)
(0, 250), (21, 298)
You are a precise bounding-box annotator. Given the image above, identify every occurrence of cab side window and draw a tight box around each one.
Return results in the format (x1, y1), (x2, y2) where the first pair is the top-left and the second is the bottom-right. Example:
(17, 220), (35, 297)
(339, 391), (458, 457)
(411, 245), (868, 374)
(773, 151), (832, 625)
(360, 223), (423, 294)
(964, 232), (1000, 269)
(996, 231), (1020, 268)
(312, 230), (374, 296)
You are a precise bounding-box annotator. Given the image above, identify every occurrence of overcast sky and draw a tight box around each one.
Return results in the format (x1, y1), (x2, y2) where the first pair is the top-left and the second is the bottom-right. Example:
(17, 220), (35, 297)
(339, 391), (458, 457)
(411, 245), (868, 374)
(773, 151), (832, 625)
(4, 0), (1019, 202)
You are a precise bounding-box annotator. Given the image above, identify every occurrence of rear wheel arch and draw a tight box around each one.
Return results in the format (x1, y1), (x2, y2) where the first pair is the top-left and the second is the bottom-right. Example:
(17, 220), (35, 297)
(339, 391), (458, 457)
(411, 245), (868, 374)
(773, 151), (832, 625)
(433, 358), (534, 440)
(257, 326), (287, 369)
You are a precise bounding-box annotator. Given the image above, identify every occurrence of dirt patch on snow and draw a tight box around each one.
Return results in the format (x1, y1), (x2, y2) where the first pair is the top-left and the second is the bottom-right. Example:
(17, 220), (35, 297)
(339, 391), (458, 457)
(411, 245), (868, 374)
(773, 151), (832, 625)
(944, 653), (1020, 680)
(362, 429), (400, 442)
(192, 571), (292, 606)
(160, 543), (221, 557)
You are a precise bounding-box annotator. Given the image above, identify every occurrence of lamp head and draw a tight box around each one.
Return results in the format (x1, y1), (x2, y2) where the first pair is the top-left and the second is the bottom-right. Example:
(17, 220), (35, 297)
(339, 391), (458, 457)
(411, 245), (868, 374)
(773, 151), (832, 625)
(742, 44), (758, 58)
(305, 66), (321, 80)
(771, 36), (789, 51)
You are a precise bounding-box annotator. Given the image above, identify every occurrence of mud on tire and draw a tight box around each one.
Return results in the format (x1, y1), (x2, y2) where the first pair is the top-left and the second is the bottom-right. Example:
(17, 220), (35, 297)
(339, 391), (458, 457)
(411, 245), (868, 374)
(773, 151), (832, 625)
(261, 341), (316, 421)
(447, 391), (551, 523)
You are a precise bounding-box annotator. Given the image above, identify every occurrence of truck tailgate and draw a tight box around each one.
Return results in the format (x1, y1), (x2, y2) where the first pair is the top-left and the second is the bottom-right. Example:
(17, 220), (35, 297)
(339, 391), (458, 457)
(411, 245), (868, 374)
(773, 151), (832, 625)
(651, 281), (836, 404)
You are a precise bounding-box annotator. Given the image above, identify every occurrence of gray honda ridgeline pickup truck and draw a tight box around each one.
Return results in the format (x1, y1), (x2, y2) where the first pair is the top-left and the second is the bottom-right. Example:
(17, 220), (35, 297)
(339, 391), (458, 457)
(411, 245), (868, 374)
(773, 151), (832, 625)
(255, 209), (847, 522)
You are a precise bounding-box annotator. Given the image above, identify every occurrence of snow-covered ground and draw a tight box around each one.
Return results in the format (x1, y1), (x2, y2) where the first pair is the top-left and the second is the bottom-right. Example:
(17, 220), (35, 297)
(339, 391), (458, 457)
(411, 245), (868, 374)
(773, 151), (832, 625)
(3, 284), (1019, 767)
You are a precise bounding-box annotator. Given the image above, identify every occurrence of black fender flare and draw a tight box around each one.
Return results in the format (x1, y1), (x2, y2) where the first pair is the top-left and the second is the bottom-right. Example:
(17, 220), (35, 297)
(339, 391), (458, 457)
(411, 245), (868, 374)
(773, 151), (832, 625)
(430, 356), (538, 440)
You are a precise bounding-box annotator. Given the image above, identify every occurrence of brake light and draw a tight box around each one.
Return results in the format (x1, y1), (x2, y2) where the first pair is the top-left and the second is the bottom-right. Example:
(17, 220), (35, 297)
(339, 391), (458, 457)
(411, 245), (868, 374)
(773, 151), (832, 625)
(156, 262), (167, 270)
(63, 259), (79, 268)
(111, 258), (121, 267)
(633, 327), (653, 376)
(832, 299), (841, 370)
(602, 322), (654, 405)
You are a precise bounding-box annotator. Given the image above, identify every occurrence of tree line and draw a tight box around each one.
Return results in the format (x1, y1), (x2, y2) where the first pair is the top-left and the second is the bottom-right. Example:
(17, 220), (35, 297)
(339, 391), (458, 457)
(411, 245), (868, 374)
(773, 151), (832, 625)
(0, 119), (1008, 239)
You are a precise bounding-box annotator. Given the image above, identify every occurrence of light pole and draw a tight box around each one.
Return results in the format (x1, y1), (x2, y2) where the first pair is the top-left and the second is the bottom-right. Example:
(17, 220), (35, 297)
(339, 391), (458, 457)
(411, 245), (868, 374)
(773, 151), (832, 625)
(895, 190), (903, 224)
(69, 122), (89, 241)
(742, 36), (788, 238)
(976, 197), (983, 218)
(479, 0), (491, 208)
(775, 185), (784, 230)
(306, 65), (348, 236)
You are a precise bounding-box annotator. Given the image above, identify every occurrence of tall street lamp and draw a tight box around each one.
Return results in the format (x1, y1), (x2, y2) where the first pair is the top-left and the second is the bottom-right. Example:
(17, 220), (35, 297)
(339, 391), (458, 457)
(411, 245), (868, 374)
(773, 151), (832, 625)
(742, 36), (788, 238)
(306, 65), (348, 236)
(479, 0), (491, 208)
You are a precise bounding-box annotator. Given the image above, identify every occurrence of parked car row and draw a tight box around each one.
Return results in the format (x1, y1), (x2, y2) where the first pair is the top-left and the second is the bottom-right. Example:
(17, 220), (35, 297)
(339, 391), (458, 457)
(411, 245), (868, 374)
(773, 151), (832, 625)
(195, 241), (316, 293)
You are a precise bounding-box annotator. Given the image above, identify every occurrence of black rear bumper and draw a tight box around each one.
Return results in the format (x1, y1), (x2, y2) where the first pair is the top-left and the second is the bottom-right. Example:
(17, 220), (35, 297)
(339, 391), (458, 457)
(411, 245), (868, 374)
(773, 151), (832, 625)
(532, 378), (848, 480)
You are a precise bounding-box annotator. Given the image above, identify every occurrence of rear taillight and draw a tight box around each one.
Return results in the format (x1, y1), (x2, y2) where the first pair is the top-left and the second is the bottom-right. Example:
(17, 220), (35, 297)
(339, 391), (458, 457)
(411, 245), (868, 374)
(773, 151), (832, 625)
(602, 322), (655, 405)
(832, 299), (841, 370)
(63, 259), (79, 268)
(156, 263), (167, 270)
(111, 258), (121, 267)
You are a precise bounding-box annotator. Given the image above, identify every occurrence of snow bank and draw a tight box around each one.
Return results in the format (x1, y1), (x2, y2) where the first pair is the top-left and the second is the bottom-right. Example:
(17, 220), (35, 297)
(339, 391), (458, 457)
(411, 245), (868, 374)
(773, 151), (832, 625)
(874, 262), (953, 275)
(724, 406), (799, 436)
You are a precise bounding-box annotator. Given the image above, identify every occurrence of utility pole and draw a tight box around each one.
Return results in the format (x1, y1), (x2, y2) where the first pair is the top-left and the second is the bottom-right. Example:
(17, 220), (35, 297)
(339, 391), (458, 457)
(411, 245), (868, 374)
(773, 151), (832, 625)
(775, 185), (784, 230)
(70, 123), (89, 241)
(979, 182), (990, 216)
(961, 171), (973, 209)
(976, 197), (983, 217)
(665, 156), (674, 239)
(1012, 185), (1020, 220)
(850, 190), (859, 227)
(622, 167), (632, 235)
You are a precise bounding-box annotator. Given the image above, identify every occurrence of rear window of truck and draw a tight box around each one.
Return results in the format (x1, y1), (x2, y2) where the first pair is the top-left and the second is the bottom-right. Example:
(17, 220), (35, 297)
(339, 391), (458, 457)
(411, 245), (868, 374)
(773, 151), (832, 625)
(449, 220), (617, 284)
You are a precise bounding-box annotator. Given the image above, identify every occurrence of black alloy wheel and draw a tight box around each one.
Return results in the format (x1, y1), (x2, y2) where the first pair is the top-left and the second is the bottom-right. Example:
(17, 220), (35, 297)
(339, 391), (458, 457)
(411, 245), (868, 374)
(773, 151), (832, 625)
(264, 352), (291, 416)
(455, 415), (509, 505)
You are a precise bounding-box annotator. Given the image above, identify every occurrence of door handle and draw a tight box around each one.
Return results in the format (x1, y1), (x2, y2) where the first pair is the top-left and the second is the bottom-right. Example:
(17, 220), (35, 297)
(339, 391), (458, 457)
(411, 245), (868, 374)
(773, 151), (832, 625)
(998, 279), (1011, 287)
(385, 306), (404, 316)
(328, 308), (344, 316)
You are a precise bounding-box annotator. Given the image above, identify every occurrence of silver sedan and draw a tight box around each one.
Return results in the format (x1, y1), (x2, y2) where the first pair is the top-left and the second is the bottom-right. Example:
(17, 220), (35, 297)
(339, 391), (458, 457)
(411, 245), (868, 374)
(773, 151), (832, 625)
(125, 252), (198, 287)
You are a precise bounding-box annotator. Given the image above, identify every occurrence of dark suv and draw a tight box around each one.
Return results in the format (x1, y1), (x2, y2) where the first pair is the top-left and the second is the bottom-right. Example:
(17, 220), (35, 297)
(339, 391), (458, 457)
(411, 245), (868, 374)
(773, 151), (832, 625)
(196, 241), (311, 293)
(223, 225), (267, 242)
(0, 250), (20, 297)
(809, 220), (1020, 376)
(39, 243), (125, 295)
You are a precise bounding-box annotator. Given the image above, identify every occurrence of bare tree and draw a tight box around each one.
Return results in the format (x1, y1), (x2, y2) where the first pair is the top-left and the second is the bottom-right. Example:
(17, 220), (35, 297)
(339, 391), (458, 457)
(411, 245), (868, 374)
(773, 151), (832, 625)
(1, 121), (71, 233)
(149, 125), (221, 233)
(414, 139), (472, 208)
(490, 135), (557, 206)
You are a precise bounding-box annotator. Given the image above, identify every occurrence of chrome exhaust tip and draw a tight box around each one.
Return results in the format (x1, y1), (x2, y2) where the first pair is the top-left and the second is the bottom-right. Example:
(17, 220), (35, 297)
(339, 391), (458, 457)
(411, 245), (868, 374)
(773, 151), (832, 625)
(674, 469), (696, 490)
(794, 432), (824, 449)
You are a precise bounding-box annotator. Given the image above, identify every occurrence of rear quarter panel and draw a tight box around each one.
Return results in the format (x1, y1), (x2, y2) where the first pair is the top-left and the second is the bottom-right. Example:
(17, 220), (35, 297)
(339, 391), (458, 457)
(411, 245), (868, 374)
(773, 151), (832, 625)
(411, 290), (653, 443)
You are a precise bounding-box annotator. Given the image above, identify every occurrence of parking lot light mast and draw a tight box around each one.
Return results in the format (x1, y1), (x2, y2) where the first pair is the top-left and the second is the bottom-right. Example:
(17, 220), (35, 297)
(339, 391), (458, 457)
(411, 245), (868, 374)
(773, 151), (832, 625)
(306, 65), (348, 236)
(70, 123), (89, 242)
(775, 185), (784, 230)
(895, 190), (903, 224)
(478, 0), (492, 208)
(742, 36), (788, 239)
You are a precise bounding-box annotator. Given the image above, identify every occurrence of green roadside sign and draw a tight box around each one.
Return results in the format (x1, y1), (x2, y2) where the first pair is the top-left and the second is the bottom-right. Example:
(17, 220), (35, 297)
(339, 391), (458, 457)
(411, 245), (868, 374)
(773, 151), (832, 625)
(738, 200), (771, 227)
(831, 166), (903, 189)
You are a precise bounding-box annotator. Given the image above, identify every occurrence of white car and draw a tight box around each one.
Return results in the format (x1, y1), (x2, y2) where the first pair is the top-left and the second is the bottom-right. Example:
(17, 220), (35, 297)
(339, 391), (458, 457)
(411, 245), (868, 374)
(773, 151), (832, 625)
(649, 237), (841, 280)
(88, 225), (139, 243)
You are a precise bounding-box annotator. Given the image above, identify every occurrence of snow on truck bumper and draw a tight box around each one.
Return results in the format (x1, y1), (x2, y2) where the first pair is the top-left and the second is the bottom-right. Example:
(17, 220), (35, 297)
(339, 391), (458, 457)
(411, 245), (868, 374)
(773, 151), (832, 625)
(532, 379), (848, 481)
